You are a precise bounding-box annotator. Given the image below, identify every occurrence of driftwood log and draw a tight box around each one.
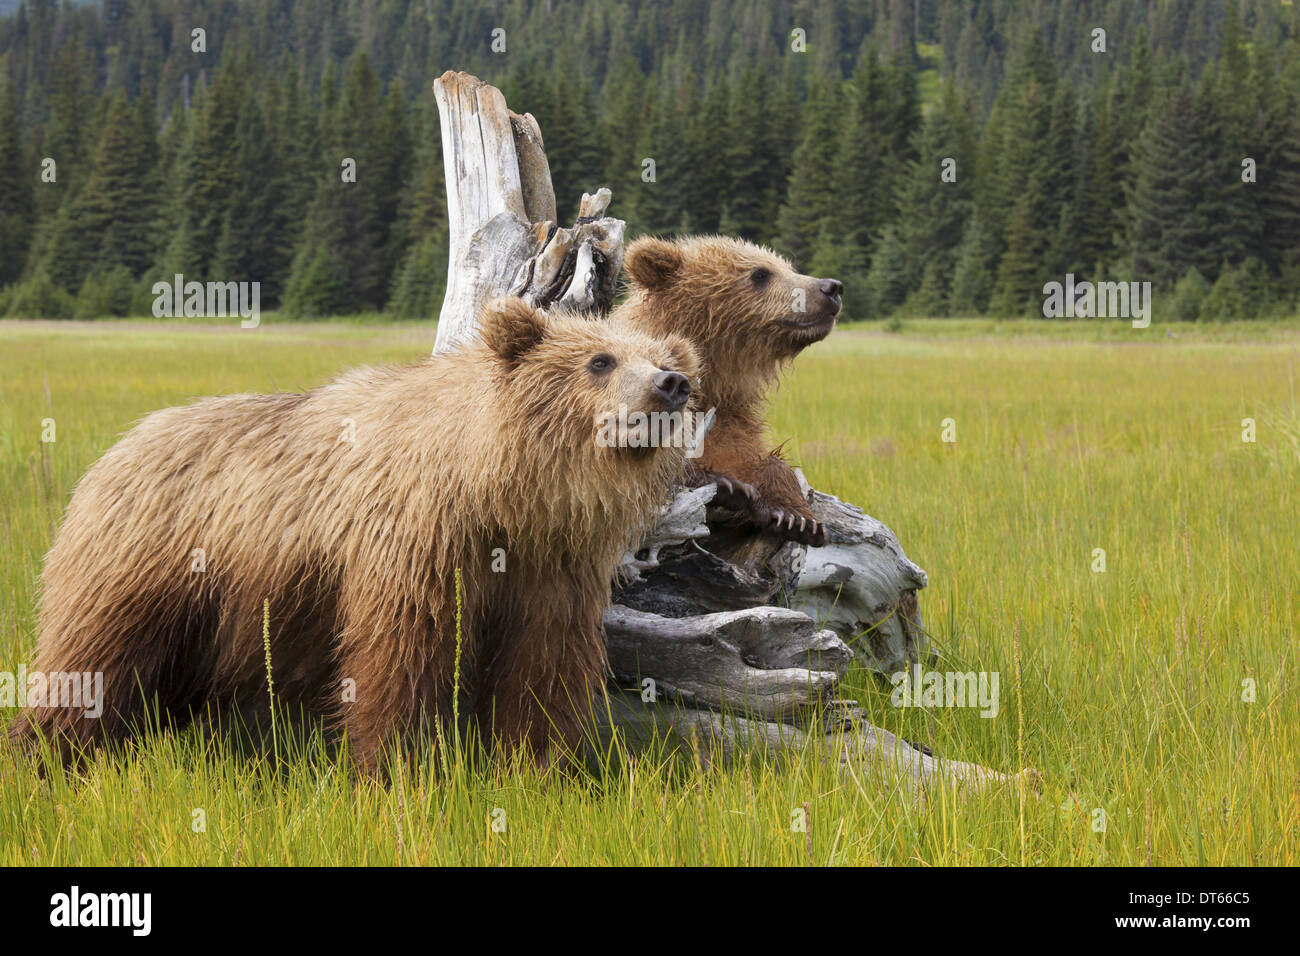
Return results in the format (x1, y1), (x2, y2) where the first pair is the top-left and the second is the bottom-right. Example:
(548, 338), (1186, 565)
(433, 71), (1030, 796)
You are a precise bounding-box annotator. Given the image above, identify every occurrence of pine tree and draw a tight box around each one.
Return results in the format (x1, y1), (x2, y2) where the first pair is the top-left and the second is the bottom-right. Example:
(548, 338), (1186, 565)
(599, 57), (647, 224)
(776, 80), (841, 266)
(389, 235), (446, 319)
(723, 65), (774, 241)
(1071, 91), (1121, 274)
(896, 80), (975, 299)
(35, 93), (159, 287)
(284, 246), (355, 317)
(1167, 267), (1211, 322)
(950, 215), (995, 316)
(684, 74), (731, 235)
(211, 88), (281, 296)
(39, 36), (96, 217)
(0, 79), (35, 285)
(1204, 53), (1261, 270)
(758, 65), (801, 243)
(546, 65), (602, 221)
(628, 82), (682, 234)
(973, 27), (1053, 273)
(284, 70), (353, 315)
(390, 99), (448, 315)
(1259, 94), (1300, 293)
(823, 46), (897, 292)
(903, 260), (949, 317)
(1108, 24), (1154, 264)
(992, 196), (1042, 316)
(863, 224), (908, 318)
(371, 86), (415, 302)
(180, 64), (245, 277)
(153, 98), (202, 282)
(287, 53), (409, 312)
(1201, 259), (1264, 321)
(1129, 86), (1239, 288)
(1042, 79), (1079, 276)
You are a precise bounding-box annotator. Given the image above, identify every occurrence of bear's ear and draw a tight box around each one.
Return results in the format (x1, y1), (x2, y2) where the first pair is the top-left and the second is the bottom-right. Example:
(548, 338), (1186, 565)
(480, 297), (547, 369)
(625, 237), (683, 291)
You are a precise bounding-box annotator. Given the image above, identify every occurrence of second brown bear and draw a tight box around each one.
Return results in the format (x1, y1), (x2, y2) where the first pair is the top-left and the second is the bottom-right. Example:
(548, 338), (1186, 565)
(613, 235), (842, 546)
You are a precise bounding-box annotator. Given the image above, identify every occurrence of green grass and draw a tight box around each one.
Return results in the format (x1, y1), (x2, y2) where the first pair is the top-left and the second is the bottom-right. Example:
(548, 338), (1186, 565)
(1, 317), (1297, 865)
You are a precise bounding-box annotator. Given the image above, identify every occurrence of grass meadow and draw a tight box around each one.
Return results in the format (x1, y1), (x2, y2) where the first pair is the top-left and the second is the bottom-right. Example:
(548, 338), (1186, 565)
(0, 316), (1296, 865)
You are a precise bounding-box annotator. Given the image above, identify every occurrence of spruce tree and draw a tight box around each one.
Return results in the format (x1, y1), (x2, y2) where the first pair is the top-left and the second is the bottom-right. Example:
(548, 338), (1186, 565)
(723, 65), (774, 241)
(1042, 79), (1078, 276)
(862, 224), (908, 318)
(1071, 91), (1121, 274)
(39, 93), (159, 286)
(896, 80), (975, 300)
(39, 36), (96, 217)
(1259, 95), (1300, 293)
(390, 100), (448, 316)
(629, 82), (682, 234)
(182, 65), (245, 277)
(776, 80), (842, 266)
(824, 46), (896, 293)
(0, 79), (34, 285)
(1129, 86), (1238, 288)
(992, 196), (1043, 317)
(950, 215), (995, 316)
(599, 57), (647, 223)
(685, 74), (731, 235)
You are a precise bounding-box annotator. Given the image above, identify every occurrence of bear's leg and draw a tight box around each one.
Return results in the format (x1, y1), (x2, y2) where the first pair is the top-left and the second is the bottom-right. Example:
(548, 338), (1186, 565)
(8, 609), (205, 767)
(8, 564), (223, 768)
(748, 450), (827, 546)
(474, 596), (608, 768)
(333, 593), (456, 775)
(212, 585), (343, 742)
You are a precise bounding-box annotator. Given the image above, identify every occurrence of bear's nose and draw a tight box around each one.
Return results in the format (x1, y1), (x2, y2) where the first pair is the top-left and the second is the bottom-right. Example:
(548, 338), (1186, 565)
(652, 370), (691, 411)
(819, 278), (844, 305)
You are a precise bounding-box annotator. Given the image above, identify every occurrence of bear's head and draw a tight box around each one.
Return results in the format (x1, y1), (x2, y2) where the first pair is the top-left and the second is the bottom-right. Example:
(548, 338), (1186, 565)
(478, 297), (701, 470)
(622, 236), (842, 376)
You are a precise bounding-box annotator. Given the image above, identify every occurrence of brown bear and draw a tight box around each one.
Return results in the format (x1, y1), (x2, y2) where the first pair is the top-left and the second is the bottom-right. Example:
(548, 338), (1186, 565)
(613, 235), (841, 547)
(8, 298), (700, 773)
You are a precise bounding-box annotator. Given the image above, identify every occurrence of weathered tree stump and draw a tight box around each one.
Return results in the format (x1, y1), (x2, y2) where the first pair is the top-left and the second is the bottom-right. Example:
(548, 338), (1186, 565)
(432, 71), (1030, 796)
(433, 73), (624, 353)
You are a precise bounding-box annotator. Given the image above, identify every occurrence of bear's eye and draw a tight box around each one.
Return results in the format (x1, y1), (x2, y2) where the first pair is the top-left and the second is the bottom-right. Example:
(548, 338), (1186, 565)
(750, 267), (772, 287)
(588, 353), (617, 375)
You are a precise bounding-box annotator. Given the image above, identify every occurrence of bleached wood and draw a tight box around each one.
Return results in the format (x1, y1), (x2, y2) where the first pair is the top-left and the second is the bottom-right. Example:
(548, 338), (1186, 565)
(604, 604), (850, 721)
(592, 691), (1039, 800)
(434, 72), (626, 352)
(433, 71), (540, 354)
(790, 478), (931, 674)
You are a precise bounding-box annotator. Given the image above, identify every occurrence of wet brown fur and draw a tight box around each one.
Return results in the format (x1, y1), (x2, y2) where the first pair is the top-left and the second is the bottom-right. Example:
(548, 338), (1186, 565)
(8, 298), (699, 773)
(613, 235), (840, 542)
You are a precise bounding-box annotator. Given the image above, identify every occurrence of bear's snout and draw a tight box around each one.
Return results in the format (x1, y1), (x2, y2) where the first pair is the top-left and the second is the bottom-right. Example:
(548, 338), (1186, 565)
(652, 370), (691, 411)
(818, 277), (844, 310)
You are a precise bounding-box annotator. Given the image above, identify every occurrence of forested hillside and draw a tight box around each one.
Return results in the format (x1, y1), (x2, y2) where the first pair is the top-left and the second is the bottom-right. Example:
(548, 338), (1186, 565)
(1, 0), (1298, 320)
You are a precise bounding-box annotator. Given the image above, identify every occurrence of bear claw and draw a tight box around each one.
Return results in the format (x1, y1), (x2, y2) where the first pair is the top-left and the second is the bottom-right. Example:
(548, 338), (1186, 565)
(762, 508), (827, 547)
(704, 476), (827, 547)
(710, 476), (758, 512)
